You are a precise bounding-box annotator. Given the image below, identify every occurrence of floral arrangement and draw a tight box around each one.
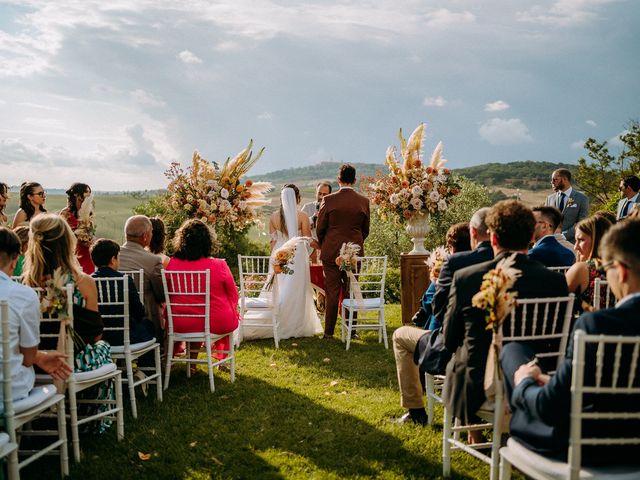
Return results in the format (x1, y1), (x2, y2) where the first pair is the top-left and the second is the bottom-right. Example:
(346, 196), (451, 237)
(265, 237), (299, 290)
(74, 194), (96, 244)
(39, 268), (69, 316)
(471, 253), (522, 332)
(364, 123), (461, 224)
(425, 246), (449, 280)
(165, 140), (273, 232)
(336, 242), (361, 272)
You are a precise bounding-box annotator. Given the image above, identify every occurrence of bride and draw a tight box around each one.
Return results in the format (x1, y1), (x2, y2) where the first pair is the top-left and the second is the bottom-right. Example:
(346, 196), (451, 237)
(244, 184), (323, 340)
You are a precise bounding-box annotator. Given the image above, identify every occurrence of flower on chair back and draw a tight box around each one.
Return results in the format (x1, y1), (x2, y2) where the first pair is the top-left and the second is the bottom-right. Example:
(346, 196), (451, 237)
(425, 246), (449, 281)
(336, 242), (361, 272)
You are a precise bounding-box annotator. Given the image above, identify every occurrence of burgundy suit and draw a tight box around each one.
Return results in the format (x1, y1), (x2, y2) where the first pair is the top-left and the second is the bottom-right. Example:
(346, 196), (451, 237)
(316, 187), (370, 336)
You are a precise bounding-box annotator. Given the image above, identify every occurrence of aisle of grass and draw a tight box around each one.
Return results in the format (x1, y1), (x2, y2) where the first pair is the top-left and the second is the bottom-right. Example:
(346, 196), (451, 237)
(29, 305), (490, 479)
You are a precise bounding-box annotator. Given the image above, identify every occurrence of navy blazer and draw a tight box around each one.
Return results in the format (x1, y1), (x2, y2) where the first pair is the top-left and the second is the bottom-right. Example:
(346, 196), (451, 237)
(508, 295), (640, 464)
(432, 241), (494, 327)
(528, 235), (575, 267)
(92, 267), (154, 346)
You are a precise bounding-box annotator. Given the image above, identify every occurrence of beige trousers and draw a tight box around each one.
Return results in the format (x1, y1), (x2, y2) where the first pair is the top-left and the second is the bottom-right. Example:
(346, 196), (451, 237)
(393, 326), (429, 409)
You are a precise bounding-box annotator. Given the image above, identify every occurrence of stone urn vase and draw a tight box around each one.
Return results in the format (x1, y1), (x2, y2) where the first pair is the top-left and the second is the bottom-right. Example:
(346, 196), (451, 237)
(405, 213), (430, 254)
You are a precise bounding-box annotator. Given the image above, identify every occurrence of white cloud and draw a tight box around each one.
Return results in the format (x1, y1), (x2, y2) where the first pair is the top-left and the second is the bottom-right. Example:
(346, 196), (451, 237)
(485, 100), (510, 112)
(215, 41), (243, 52)
(517, 0), (620, 27)
(424, 96), (447, 107)
(257, 111), (274, 121)
(586, 119), (597, 127)
(609, 130), (628, 148)
(424, 9), (476, 28)
(479, 118), (533, 145)
(130, 89), (166, 108)
(178, 50), (202, 64)
(571, 140), (585, 150)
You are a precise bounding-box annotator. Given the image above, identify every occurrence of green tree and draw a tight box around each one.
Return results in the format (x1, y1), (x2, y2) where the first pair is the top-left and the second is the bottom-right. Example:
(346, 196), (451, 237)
(577, 120), (640, 211)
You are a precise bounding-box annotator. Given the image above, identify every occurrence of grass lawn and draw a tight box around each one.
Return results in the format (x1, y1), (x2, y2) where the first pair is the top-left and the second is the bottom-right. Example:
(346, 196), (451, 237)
(26, 305), (490, 480)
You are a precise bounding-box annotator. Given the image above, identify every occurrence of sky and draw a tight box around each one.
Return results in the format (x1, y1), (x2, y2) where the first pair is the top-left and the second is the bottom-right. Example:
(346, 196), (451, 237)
(0, 0), (638, 191)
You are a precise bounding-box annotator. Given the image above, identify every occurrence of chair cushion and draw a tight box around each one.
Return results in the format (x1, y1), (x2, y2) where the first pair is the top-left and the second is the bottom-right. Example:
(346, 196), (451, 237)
(111, 338), (157, 354)
(0, 432), (9, 448)
(12, 384), (57, 414)
(342, 298), (383, 309)
(242, 298), (272, 309)
(503, 438), (640, 480)
(74, 362), (118, 382)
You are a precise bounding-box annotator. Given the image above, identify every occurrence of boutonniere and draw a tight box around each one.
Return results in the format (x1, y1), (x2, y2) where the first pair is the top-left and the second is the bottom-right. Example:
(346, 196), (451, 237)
(565, 198), (575, 208)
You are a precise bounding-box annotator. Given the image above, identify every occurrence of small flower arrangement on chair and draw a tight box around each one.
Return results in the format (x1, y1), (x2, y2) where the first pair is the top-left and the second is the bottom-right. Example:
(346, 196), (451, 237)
(265, 237), (299, 290)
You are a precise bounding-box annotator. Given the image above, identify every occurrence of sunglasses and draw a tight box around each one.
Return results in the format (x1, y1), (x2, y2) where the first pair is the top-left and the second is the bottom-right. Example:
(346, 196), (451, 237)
(32, 191), (46, 197)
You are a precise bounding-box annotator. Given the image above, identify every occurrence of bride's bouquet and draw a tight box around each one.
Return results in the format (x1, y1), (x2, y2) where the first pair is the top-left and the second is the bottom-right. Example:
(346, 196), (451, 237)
(265, 237), (299, 290)
(75, 194), (96, 244)
(336, 242), (360, 272)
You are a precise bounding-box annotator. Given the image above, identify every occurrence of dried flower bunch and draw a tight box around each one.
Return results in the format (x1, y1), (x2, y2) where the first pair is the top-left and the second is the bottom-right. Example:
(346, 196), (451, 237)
(165, 140), (273, 231)
(265, 237), (299, 290)
(425, 246), (449, 280)
(74, 194), (96, 244)
(336, 242), (361, 272)
(365, 123), (461, 224)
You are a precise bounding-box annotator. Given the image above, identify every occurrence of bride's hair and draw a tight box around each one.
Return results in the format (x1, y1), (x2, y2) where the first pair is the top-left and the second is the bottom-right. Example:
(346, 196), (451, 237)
(279, 184), (300, 238)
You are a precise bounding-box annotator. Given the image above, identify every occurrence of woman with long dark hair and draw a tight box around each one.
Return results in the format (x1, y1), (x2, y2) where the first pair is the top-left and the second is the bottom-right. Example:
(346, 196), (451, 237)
(0, 182), (9, 226)
(12, 182), (47, 227)
(60, 183), (95, 274)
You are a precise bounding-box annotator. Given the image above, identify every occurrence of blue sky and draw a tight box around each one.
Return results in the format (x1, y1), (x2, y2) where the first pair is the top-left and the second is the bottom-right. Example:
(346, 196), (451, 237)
(0, 0), (638, 190)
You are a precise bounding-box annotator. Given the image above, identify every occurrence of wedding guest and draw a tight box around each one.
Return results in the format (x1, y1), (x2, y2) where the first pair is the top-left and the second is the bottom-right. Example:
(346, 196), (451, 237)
(442, 200), (567, 427)
(0, 182), (9, 226)
(119, 215), (165, 343)
(565, 215), (612, 311)
(616, 175), (640, 220)
(501, 218), (640, 464)
(60, 182), (95, 274)
(22, 214), (113, 433)
(12, 182), (47, 228)
(11, 226), (29, 277)
(301, 181), (332, 263)
(90, 239), (154, 347)
(0, 227), (72, 404)
(545, 169), (589, 243)
(528, 206), (575, 267)
(148, 217), (170, 268)
(165, 219), (239, 364)
(392, 209), (492, 425)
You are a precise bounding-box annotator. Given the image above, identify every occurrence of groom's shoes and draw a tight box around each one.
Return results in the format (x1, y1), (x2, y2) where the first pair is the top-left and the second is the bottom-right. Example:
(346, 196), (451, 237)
(392, 408), (428, 426)
(322, 334), (334, 340)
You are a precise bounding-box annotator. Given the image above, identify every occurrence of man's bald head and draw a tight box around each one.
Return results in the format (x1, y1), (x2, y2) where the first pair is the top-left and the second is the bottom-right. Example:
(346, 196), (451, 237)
(124, 215), (152, 245)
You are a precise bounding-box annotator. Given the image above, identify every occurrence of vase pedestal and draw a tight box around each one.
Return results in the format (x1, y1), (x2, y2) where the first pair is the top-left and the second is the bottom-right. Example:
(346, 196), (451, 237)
(400, 253), (431, 325)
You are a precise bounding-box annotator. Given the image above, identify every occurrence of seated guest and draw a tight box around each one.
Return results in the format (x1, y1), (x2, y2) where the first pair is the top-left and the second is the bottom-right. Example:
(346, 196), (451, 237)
(501, 218), (640, 463)
(565, 215), (612, 311)
(413, 222), (471, 329)
(165, 219), (239, 363)
(148, 217), (170, 268)
(528, 206), (575, 267)
(119, 215), (165, 343)
(11, 226), (29, 277)
(392, 208), (491, 425)
(443, 200), (568, 426)
(90, 239), (154, 347)
(0, 227), (72, 403)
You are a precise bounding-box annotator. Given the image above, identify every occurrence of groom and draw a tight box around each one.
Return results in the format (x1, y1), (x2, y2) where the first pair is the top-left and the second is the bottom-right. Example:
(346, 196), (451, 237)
(316, 164), (370, 338)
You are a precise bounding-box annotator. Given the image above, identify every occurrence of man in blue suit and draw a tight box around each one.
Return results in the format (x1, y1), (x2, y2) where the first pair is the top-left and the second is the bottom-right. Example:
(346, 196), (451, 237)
(528, 206), (575, 267)
(616, 175), (640, 220)
(501, 218), (640, 464)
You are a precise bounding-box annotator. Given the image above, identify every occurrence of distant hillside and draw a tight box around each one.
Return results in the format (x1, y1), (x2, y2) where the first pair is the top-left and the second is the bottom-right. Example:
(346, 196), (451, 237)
(253, 160), (579, 191)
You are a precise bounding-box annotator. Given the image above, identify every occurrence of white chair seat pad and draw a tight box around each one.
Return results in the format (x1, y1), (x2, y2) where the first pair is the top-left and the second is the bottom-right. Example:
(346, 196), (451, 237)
(0, 432), (9, 447)
(12, 384), (58, 414)
(342, 298), (383, 309)
(503, 438), (640, 480)
(111, 338), (157, 354)
(241, 298), (272, 309)
(74, 362), (118, 382)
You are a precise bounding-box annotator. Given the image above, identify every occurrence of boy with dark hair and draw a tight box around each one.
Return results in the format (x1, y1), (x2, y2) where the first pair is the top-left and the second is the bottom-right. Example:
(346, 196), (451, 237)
(90, 238), (154, 347)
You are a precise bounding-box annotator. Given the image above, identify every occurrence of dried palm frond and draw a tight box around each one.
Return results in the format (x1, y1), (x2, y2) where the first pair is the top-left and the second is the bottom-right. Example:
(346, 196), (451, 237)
(429, 141), (447, 171)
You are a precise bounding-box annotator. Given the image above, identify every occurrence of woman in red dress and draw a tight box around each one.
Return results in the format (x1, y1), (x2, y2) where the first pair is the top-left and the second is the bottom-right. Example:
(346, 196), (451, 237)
(165, 219), (239, 362)
(60, 183), (95, 274)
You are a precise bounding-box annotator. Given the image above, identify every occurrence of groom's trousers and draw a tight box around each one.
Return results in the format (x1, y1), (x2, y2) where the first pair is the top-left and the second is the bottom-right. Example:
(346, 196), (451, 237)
(323, 262), (353, 336)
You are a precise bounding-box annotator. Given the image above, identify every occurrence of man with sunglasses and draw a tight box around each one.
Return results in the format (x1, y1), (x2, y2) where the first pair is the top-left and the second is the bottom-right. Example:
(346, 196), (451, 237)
(616, 175), (640, 220)
(500, 218), (640, 464)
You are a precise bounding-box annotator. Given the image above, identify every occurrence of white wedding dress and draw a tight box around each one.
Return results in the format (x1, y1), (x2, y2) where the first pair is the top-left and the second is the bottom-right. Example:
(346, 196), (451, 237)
(242, 188), (323, 340)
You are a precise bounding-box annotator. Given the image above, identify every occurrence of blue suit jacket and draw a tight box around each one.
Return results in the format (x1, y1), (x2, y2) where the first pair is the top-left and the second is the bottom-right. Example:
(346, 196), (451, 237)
(432, 241), (494, 328)
(528, 235), (575, 267)
(509, 295), (640, 464)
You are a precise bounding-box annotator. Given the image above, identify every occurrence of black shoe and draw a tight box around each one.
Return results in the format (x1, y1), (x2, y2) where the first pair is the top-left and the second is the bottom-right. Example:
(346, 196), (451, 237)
(350, 332), (359, 340)
(322, 334), (334, 339)
(392, 410), (427, 426)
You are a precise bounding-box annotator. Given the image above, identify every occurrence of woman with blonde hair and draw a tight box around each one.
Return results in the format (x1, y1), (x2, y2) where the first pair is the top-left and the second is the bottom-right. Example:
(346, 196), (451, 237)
(565, 214), (613, 310)
(23, 213), (114, 433)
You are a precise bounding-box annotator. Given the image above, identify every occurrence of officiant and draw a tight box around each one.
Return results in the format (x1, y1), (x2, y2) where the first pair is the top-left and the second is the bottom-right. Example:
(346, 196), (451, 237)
(301, 181), (332, 264)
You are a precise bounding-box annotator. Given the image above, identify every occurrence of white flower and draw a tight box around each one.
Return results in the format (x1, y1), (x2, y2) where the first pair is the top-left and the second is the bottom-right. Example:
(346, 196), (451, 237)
(238, 200), (247, 210)
(389, 193), (400, 205)
(432, 181), (440, 190)
(220, 188), (229, 199)
(410, 197), (423, 210)
(184, 204), (192, 212)
(436, 174), (447, 183)
(206, 179), (216, 187)
(207, 191), (215, 198)
(220, 200), (232, 211)
(400, 189), (411, 199)
(411, 185), (423, 196)
(438, 199), (447, 211)
(186, 194), (194, 202)
(429, 190), (440, 202)
(201, 216), (208, 222)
